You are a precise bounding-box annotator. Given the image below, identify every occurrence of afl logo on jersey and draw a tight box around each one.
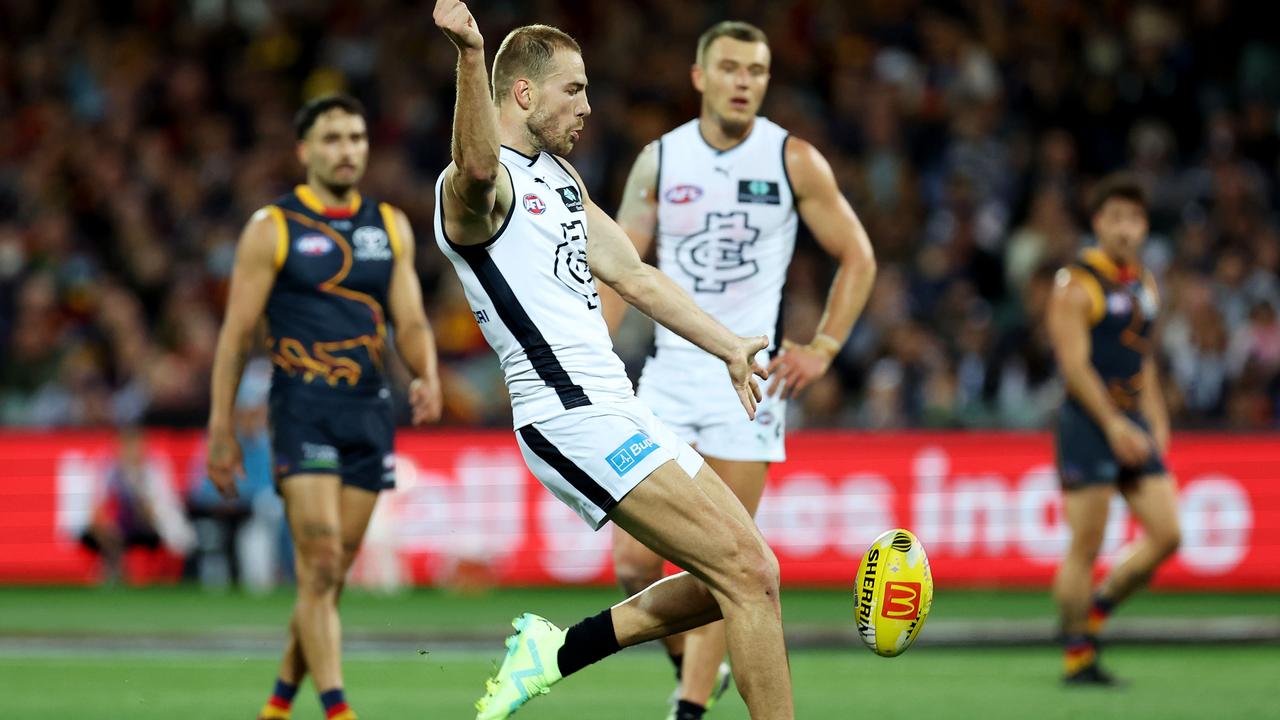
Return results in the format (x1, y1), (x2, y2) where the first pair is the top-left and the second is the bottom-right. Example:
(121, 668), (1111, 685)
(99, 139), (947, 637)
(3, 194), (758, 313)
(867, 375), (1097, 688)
(523, 194), (546, 215)
(664, 184), (703, 204)
(296, 234), (333, 256)
(353, 226), (392, 261)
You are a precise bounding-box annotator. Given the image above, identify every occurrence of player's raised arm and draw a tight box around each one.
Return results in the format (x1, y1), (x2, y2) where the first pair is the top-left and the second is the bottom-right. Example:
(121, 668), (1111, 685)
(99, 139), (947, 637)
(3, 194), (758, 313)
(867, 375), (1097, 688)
(767, 137), (877, 398)
(435, 0), (510, 243)
(207, 209), (280, 498)
(599, 140), (660, 331)
(1047, 269), (1152, 466)
(384, 207), (444, 425)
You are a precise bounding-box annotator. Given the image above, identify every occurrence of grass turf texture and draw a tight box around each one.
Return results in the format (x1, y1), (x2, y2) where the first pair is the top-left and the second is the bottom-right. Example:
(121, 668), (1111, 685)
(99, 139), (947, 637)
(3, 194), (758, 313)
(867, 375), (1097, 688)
(1, 585), (1277, 636)
(4, 646), (1276, 719)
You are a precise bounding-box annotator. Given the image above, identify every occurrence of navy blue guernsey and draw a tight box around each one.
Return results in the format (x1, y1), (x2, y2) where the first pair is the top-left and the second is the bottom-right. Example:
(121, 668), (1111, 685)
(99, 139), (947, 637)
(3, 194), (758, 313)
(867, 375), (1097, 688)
(1065, 248), (1158, 413)
(263, 185), (404, 395)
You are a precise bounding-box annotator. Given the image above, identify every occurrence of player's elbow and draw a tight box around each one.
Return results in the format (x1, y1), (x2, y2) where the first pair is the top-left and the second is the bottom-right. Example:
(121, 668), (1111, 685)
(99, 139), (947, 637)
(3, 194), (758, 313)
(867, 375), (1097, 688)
(603, 265), (651, 308)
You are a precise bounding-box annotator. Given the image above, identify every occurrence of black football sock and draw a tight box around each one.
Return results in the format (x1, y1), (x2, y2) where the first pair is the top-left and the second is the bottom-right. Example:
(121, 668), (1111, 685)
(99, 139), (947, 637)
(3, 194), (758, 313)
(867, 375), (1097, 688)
(676, 699), (706, 720)
(555, 609), (621, 677)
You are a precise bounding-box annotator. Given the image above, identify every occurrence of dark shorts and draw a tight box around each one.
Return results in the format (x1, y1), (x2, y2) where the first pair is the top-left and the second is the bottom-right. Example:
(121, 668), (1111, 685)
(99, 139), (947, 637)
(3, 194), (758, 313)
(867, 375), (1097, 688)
(269, 385), (396, 493)
(1054, 401), (1166, 491)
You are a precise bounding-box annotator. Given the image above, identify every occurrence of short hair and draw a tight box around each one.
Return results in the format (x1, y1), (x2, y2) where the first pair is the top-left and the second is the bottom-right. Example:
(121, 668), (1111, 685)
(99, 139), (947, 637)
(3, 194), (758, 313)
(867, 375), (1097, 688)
(696, 21), (769, 65)
(492, 25), (582, 105)
(294, 95), (366, 140)
(1089, 172), (1149, 217)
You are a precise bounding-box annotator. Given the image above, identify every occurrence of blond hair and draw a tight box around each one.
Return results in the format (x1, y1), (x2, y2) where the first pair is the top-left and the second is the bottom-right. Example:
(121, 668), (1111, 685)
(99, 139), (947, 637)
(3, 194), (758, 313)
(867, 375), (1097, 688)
(696, 21), (769, 65)
(492, 25), (582, 105)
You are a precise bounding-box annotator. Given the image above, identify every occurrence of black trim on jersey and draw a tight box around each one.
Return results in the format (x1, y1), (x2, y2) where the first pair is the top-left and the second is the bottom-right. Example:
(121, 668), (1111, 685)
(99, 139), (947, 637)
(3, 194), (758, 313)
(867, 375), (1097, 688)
(695, 118), (754, 156)
(436, 169), (517, 251)
(547, 154), (584, 202)
(781, 134), (795, 201)
(518, 424), (617, 513)
(451, 242), (592, 410)
(501, 145), (540, 166)
(770, 275), (787, 360)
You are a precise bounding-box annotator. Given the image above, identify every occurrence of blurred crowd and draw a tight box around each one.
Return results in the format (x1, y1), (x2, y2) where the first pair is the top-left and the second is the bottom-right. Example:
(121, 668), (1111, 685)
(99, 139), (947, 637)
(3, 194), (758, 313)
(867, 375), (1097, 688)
(2, 0), (1278, 431)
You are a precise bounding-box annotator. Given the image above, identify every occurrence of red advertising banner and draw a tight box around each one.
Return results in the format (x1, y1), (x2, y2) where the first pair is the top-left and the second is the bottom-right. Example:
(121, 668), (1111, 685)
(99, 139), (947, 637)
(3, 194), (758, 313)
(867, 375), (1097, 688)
(0, 430), (1275, 588)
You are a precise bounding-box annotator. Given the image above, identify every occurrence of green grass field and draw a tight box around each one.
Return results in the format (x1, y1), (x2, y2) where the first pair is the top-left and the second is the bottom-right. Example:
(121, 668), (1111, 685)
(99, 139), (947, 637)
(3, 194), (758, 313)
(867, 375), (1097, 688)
(2, 586), (1276, 718)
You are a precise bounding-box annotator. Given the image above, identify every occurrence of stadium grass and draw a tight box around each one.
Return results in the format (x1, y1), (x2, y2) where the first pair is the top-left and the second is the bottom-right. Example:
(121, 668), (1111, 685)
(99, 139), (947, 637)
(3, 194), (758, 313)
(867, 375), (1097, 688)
(1, 585), (1277, 636)
(4, 646), (1275, 719)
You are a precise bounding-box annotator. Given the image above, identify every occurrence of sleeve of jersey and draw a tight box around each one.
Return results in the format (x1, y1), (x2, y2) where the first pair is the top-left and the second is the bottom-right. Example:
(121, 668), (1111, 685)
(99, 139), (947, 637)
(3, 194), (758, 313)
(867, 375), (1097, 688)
(1066, 267), (1106, 326)
(264, 205), (289, 270)
(379, 203), (404, 260)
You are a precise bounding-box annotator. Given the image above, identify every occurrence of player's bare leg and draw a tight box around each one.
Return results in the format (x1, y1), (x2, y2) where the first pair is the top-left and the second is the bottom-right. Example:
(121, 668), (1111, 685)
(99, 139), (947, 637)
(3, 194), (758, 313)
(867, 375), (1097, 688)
(612, 517), (685, 665)
(1053, 484), (1112, 683)
(270, 475), (358, 718)
(611, 461), (792, 719)
(271, 486), (379, 702)
(1091, 475), (1180, 631)
(675, 457), (769, 716)
(477, 460), (793, 720)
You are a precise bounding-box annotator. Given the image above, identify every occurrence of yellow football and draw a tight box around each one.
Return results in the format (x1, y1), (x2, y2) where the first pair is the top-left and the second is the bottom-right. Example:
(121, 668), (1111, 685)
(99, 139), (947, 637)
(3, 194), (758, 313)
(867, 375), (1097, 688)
(854, 528), (934, 657)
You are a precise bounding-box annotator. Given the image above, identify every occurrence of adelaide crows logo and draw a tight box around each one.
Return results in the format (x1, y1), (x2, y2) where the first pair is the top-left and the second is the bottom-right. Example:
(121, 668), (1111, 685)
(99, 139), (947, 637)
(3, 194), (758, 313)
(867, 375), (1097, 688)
(675, 212), (760, 292)
(555, 220), (598, 309)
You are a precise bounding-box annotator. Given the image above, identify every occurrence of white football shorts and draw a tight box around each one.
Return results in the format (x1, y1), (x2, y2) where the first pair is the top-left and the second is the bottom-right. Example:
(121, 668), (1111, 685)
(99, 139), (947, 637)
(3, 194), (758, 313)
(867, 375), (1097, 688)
(515, 397), (704, 530)
(637, 347), (787, 463)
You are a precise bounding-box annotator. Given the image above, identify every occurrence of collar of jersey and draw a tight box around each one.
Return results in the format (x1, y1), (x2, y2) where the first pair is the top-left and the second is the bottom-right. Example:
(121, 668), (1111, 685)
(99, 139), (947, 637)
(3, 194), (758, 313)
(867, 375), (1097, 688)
(695, 118), (758, 156)
(295, 184), (362, 218)
(501, 145), (541, 166)
(1081, 247), (1139, 285)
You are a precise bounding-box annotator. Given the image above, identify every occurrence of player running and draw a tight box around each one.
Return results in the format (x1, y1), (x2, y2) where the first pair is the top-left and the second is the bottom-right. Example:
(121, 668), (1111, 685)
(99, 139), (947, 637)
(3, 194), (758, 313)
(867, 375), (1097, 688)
(1047, 173), (1182, 685)
(431, 1), (794, 718)
(604, 21), (875, 718)
(207, 95), (444, 720)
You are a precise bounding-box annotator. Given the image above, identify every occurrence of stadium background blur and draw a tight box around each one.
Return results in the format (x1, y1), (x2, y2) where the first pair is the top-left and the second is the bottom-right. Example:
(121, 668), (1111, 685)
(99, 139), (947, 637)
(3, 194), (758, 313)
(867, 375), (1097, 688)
(3, 0), (1279, 431)
(0, 1), (1277, 718)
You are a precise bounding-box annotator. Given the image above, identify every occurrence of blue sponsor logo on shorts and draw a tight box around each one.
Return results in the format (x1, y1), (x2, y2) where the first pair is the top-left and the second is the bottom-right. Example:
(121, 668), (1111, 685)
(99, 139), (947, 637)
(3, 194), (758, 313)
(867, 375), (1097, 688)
(606, 432), (658, 476)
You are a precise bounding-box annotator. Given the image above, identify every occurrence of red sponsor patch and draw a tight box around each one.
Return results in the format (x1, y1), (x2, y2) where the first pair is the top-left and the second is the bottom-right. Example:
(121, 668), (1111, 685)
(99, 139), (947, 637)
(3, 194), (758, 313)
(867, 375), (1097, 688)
(881, 581), (922, 620)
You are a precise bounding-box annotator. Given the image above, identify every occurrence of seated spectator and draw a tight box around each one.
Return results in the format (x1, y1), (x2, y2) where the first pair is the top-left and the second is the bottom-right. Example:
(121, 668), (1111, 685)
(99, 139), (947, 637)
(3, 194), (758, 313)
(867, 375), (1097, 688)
(80, 428), (195, 583)
(187, 358), (285, 593)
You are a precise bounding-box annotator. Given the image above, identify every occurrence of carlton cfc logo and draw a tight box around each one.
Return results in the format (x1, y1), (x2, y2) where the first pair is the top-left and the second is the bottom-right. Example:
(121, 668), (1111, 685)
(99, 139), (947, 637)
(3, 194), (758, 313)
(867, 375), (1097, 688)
(523, 194), (546, 215)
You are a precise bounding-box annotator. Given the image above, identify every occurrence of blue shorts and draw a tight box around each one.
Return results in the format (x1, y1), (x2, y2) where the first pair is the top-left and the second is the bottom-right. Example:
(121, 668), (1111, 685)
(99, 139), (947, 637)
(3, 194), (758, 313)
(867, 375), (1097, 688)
(1054, 401), (1166, 490)
(269, 384), (396, 493)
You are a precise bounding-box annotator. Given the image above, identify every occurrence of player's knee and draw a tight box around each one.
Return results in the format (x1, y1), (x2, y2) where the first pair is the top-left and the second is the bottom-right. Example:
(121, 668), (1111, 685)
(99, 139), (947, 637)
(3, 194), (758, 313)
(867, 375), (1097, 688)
(1067, 533), (1105, 564)
(298, 544), (344, 596)
(1154, 527), (1181, 560)
(613, 547), (664, 596)
(723, 537), (780, 604)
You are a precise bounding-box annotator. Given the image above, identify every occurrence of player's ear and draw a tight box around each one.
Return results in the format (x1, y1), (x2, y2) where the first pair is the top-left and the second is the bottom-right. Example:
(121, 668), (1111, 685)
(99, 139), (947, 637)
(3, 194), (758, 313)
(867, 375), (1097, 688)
(513, 78), (534, 111)
(691, 63), (705, 93)
(295, 140), (307, 168)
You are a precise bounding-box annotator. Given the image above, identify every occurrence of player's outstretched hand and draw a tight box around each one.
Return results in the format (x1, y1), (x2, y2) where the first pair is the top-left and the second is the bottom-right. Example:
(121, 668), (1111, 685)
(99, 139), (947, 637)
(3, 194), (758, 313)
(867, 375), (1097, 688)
(205, 426), (244, 500)
(725, 335), (769, 420)
(1104, 415), (1154, 467)
(409, 375), (444, 425)
(766, 337), (838, 399)
(434, 0), (483, 51)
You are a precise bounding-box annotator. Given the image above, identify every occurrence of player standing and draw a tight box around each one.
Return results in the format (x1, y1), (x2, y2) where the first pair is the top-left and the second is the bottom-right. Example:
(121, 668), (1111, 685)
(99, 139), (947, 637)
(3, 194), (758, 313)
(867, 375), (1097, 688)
(605, 21), (876, 718)
(206, 95), (444, 720)
(431, 1), (794, 718)
(1047, 173), (1181, 685)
